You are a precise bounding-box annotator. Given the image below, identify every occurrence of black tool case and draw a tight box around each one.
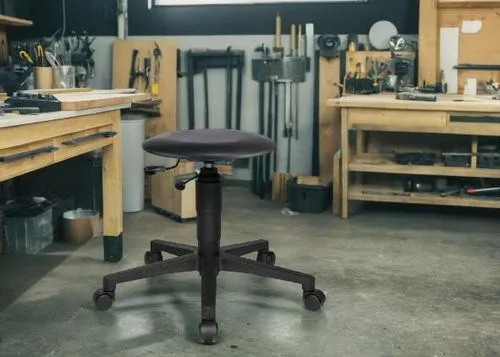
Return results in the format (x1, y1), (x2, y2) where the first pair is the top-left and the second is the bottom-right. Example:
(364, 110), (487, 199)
(442, 153), (471, 167)
(477, 153), (500, 169)
(394, 152), (436, 165)
(286, 177), (332, 213)
(5, 92), (62, 112)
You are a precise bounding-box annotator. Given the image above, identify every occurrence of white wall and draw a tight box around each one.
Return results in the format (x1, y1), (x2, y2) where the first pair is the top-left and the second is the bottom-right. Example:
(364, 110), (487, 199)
(89, 34), (416, 180)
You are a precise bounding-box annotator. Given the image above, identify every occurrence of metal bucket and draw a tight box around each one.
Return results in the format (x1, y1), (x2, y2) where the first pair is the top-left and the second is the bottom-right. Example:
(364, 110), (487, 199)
(62, 209), (102, 245)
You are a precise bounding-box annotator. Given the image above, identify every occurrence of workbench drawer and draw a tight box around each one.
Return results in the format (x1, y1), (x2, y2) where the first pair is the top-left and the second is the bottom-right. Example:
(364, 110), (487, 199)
(54, 126), (117, 162)
(348, 109), (447, 129)
(0, 139), (58, 181)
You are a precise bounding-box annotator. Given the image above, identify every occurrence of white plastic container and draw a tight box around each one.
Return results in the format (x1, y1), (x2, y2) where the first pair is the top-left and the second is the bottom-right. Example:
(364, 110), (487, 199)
(121, 112), (146, 212)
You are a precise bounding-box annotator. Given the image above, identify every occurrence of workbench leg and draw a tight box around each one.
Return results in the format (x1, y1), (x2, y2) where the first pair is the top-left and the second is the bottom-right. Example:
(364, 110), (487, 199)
(355, 130), (365, 185)
(102, 110), (124, 262)
(341, 109), (349, 219)
(471, 136), (478, 169)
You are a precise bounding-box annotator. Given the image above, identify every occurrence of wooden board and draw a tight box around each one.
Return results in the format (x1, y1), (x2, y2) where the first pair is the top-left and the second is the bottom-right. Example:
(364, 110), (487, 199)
(349, 183), (500, 209)
(297, 176), (322, 185)
(439, 0), (500, 8)
(112, 39), (177, 137)
(52, 91), (147, 111)
(329, 93), (500, 112)
(349, 153), (500, 179)
(0, 15), (33, 65)
(272, 172), (295, 202)
(419, 0), (500, 91)
(418, 0), (439, 86)
(332, 150), (341, 216)
(0, 15), (33, 27)
(345, 51), (392, 78)
(319, 57), (341, 182)
(0, 28), (7, 65)
(23, 88), (93, 95)
(441, 8), (500, 91)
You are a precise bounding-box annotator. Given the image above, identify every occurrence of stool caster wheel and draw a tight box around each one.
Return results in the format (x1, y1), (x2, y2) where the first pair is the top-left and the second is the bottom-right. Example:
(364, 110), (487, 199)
(93, 288), (114, 311)
(257, 250), (276, 265)
(144, 251), (163, 265)
(199, 321), (218, 345)
(303, 289), (326, 312)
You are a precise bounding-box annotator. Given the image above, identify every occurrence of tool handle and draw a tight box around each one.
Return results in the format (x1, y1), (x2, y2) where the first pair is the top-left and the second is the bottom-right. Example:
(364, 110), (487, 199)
(297, 25), (303, 57)
(290, 25), (296, 55)
(274, 12), (281, 48)
(129, 49), (139, 88)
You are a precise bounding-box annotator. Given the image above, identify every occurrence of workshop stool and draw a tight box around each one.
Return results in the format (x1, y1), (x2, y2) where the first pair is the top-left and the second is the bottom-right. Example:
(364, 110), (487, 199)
(92, 128), (326, 344)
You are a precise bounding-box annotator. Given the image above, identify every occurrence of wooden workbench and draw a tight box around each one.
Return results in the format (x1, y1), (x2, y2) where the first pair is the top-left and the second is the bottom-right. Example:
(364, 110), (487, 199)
(329, 94), (500, 218)
(0, 90), (145, 261)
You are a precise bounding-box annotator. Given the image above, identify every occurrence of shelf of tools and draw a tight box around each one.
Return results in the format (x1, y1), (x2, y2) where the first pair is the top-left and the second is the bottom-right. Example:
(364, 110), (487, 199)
(185, 47), (245, 176)
(10, 30), (96, 93)
(251, 13), (309, 199)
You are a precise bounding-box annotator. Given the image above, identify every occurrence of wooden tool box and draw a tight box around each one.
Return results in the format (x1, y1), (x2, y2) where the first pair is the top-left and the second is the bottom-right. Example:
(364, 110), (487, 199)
(150, 161), (197, 222)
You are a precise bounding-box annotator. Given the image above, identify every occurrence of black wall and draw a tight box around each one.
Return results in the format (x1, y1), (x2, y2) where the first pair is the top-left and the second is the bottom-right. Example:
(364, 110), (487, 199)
(9, 0), (418, 39)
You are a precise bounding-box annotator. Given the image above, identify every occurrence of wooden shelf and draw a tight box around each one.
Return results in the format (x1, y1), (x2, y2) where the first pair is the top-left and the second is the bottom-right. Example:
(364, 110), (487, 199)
(349, 184), (500, 209)
(438, 0), (500, 9)
(349, 154), (500, 179)
(0, 15), (33, 27)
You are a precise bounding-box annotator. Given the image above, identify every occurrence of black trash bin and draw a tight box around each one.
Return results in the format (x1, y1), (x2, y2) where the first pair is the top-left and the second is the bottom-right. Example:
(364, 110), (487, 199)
(286, 177), (332, 213)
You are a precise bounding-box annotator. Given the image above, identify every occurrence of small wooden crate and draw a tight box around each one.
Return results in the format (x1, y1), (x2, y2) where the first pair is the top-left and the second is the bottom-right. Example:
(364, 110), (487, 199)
(151, 160), (196, 222)
(216, 163), (233, 176)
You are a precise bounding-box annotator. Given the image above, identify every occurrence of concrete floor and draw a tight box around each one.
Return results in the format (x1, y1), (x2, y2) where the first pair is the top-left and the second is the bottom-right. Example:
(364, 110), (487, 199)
(0, 187), (499, 357)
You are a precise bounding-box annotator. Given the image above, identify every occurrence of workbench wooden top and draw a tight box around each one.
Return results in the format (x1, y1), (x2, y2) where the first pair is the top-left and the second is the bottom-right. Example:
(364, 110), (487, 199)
(0, 104), (130, 129)
(0, 90), (147, 129)
(19, 89), (147, 111)
(328, 94), (500, 113)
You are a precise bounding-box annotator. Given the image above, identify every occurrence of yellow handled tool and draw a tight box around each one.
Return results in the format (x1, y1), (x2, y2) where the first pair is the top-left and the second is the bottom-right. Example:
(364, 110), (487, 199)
(35, 44), (45, 66)
(19, 50), (34, 65)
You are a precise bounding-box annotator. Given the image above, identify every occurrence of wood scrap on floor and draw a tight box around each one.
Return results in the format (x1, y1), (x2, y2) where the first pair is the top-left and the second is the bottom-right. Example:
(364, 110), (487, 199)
(272, 172), (295, 202)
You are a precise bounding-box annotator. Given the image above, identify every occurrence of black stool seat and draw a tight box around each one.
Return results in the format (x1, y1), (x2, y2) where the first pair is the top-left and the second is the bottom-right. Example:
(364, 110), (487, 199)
(143, 128), (276, 162)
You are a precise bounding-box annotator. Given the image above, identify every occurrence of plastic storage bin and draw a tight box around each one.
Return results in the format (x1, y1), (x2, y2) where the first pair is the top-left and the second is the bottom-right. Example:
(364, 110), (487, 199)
(3, 197), (54, 255)
(286, 177), (332, 213)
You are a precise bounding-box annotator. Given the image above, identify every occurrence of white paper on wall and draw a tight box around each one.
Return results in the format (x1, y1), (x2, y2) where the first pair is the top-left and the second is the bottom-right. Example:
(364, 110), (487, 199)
(461, 20), (482, 34)
(440, 27), (459, 94)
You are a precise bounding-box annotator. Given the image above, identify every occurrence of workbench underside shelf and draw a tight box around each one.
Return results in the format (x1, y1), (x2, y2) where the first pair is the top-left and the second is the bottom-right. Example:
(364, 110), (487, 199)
(349, 154), (500, 179)
(349, 184), (500, 209)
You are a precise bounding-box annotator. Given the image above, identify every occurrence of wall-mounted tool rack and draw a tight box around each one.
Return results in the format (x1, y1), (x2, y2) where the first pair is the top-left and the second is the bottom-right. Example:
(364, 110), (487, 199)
(251, 12), (310, 199)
